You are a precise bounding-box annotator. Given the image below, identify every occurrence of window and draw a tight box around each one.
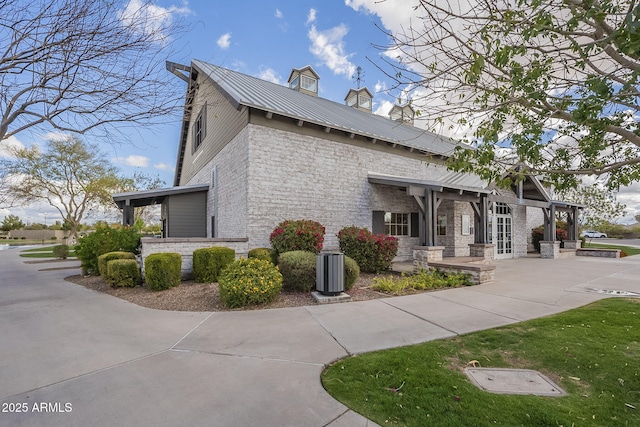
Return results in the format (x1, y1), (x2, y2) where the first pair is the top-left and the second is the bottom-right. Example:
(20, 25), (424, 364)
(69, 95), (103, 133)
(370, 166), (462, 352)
(384, 212), (409, 236)
(437, 214), (447, 236)
(346, 94), (357, 107)
(359, 95), (371, 109)
(494, 202), (511, 215)
(301, 75), (317, 92)
(289, 76), (299, 90)
(192, 103), (206, 152)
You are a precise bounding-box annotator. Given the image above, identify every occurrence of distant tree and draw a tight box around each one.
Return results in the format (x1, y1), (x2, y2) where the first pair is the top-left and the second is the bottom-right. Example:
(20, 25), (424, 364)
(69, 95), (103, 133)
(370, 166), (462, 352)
(380, 0), (640, 192)
(0, 136), (127, 239)
(119, 171), (165, 225)
(635, 214), (640, 223)
(25, 223), (47, 230)
(557, 185), (626, 229)
(1, 214), (24, 231)
(0, 0), (187, 143)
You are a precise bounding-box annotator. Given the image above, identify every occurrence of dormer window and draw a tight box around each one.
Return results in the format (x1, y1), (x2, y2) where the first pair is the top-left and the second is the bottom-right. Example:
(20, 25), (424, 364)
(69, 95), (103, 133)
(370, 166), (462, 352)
(388, 103), (415, 125)
(359, 95), (371, 109)
(344, 87), (373, 112)
(287, 65), (320, 96)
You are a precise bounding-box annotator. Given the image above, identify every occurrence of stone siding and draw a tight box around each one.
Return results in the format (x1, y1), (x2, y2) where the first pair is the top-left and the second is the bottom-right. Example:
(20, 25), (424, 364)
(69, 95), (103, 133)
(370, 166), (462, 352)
(140, 237), (249, 277)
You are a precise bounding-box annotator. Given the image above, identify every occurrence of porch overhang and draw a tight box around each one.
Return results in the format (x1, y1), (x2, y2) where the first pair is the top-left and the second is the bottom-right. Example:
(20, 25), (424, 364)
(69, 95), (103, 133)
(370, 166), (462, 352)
(112, 184), (209, 226)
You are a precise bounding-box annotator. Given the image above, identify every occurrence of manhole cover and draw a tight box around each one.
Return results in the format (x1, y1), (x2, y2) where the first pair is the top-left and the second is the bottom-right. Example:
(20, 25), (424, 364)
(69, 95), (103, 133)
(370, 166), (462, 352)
(465, 368), (567, 396)
(589, 288), (639, 297)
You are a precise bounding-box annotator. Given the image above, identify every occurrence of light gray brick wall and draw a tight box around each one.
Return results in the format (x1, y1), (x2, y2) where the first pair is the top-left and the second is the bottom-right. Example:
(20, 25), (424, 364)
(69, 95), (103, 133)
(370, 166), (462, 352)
(245, 124), (450, 261)
(512, 204), (528, 257)
(526, 206), (544, 252)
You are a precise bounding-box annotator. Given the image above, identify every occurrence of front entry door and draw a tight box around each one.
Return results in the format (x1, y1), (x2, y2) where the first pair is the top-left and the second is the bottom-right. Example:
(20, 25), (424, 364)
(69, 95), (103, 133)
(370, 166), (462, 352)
(491, 202), (513, 259)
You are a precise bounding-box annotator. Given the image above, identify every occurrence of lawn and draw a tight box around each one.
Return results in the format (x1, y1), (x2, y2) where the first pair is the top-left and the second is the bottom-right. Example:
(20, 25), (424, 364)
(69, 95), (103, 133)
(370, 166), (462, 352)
(583, 242), (640, 256)
(322, 298), (640, 426)
(19, 245), (77, 258)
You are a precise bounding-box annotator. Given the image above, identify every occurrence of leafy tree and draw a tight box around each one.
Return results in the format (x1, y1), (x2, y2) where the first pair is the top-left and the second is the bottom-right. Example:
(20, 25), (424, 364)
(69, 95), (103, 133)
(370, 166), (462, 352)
(0, 136), (127, 239)
(1, 214), (24, 231)
(635, 214), (640, 223)
(556, 185), (626, 229)
(119, 171), (165, 225)
(381, 0), (640, 191)
(0, 0), (187, 143)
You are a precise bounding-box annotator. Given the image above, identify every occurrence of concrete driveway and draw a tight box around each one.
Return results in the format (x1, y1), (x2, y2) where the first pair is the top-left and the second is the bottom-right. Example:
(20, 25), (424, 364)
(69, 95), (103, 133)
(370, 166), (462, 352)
(1, 249), (640, 426)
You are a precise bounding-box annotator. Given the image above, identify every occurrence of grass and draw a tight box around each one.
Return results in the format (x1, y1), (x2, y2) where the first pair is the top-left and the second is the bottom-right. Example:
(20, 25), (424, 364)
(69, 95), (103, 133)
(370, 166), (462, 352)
(583, 242), (640, 256)
(19, 245), (76, 258)
(322, 298), (640, 426)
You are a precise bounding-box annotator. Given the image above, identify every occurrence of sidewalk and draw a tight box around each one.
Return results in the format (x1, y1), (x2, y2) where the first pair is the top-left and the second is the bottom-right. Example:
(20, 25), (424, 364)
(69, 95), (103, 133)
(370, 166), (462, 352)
(1, 250), (639, 426)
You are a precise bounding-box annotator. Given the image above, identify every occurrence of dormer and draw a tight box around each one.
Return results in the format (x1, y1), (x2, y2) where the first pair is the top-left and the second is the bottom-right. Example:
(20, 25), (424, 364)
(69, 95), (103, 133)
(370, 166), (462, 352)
(288, 65), (319, 97)
(388, 103), (415, 126)
(344, 87), (373, 113)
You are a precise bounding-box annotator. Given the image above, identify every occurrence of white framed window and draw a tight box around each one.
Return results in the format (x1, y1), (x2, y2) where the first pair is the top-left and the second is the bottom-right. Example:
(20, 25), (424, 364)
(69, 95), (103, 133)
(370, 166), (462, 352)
(384, 212), (409, 236)
(192, 103), (206, 152)
(359, 95), (371, 109)
(289, 76), (299, 89)
(301, 75), (317, 92)
(347, 94), (357, 107)
(437, 214), (447, 236)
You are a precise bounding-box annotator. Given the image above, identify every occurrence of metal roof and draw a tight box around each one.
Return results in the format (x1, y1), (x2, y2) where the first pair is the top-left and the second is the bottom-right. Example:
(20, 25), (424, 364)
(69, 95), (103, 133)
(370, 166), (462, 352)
(112, 184), (209, 208)
(367, 172), (490, 195)
(193, 60), (461, 156)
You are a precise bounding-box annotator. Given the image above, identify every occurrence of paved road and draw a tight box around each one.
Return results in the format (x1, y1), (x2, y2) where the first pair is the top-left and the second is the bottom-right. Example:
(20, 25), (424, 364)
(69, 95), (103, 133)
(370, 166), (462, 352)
(1, 249), (640, 426)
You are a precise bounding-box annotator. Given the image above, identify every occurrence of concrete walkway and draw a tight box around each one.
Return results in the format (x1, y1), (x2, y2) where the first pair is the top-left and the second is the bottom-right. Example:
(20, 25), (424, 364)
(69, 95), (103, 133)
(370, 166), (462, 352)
(1, 250), (640, 427)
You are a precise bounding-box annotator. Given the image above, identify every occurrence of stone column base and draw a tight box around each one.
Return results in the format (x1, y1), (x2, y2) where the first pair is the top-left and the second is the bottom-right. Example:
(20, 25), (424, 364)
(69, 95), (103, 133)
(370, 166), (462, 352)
(540, 241), (561, 259)
(563, 240), (581, 249)
(413, 246), (445, 272)
(469, 243), (495, 260)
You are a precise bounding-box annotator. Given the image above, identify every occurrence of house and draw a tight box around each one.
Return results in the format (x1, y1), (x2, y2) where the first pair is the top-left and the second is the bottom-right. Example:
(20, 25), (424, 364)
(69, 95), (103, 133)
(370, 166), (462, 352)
(113, 59), (581, 272)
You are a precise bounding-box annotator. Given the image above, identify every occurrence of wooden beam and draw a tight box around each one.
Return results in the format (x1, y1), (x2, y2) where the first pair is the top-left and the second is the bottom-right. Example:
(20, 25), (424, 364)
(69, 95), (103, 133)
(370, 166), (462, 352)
(413, 195), (425, 213)
(297, 119), (304, 127)
(265, 111), (273, 119)
(349, 133), (355, 139)
(324, 127), (331, 133)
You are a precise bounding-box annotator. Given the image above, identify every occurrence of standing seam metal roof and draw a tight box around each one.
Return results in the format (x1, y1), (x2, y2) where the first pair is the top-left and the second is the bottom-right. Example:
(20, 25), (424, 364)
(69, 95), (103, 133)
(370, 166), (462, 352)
(193, 60), (461, 156)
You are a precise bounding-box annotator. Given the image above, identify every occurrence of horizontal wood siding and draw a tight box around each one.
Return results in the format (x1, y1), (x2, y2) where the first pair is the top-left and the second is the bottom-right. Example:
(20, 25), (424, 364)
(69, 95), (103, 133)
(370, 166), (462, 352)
(166, 192), (207, 238)
(178, 74), (248, 185)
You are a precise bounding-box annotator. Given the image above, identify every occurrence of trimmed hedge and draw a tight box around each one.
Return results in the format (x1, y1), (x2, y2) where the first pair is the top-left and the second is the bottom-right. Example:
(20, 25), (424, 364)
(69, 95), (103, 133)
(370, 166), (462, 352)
(75, 223), (141, 275)
(269, 219), (325, 259)
(248, 247), (276, 264)
(531, 221), (568, 252)
(278, 250), (360, 293)
(144, 252), (181, 291)
(193, 247), (235, 283)
(337, 226), (398, 273)
(106, 259), (141, 288)
(52, 244), (69, 259)
(98, 251), (136, 277)
(218, 258), (283, 308)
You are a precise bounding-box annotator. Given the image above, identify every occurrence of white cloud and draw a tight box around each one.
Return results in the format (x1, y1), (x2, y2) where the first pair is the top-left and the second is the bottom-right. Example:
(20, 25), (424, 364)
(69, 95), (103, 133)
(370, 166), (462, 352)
(374, 80), (387, 94)
(275, 8), (283, 18)
(217, 32), (232, 50)
(373, 99), (394, 117)
(154, 162), (174, 172)
(118, 0), (191, 44)
(257, 67), (283, 85)
(113, 155), (149, 167)
(0, 136), (25, 159)
(306, 8), (317, 25)
(308, 23), (356, 78)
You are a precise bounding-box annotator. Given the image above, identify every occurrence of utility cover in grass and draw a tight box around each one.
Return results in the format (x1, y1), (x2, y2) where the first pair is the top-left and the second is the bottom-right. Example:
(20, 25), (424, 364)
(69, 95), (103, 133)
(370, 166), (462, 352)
(465, 368), (567, 396)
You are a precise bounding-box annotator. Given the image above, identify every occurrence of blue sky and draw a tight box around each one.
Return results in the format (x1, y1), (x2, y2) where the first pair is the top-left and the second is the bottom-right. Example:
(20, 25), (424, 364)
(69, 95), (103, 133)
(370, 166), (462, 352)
(2, 0), (419, 225)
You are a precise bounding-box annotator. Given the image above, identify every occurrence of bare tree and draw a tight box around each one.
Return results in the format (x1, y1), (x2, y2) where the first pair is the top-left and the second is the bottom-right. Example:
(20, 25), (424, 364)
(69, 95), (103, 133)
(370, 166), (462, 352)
(0, 0), (187, 143)
(377, 0), (640, 191)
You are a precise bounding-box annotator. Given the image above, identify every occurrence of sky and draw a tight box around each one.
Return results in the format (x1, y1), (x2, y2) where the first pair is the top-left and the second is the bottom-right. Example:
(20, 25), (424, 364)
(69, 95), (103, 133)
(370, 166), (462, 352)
(1, 0), (639, 226)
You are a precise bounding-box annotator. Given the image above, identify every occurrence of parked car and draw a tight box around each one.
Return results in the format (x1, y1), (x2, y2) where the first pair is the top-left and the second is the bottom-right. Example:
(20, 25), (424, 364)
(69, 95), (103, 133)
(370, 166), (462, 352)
(581, 230), (608, 238)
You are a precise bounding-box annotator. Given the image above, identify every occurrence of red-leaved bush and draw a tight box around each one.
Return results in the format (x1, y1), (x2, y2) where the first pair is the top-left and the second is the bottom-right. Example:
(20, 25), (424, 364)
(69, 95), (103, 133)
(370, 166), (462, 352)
(337, 225), (398, 273)
(269, 219), (325, 258)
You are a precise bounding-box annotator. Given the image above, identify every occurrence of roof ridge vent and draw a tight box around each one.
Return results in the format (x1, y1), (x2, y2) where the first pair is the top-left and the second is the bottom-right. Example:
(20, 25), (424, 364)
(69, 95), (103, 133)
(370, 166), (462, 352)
(287, 65), (319, 97)
(388, 100), (415, 126)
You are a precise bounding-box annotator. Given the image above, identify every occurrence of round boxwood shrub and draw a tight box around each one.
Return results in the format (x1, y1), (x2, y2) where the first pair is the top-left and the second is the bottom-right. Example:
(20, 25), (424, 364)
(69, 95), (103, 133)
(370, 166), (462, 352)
(144, 252), (181, 291)
(193, 247), (235, 283)
(269, 220), (325, 259)
(218, 258), (283, 308)
(98, 251), (136, 277)
(279, 251), (360, 292)
(248, 247), (275, 264)
(106, 259), (141, 288)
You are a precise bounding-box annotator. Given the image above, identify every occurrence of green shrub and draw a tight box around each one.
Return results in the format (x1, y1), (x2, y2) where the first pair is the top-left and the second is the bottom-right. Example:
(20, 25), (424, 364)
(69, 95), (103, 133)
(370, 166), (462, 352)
(269, 219), (325, 259)
(344, 256), (360, 291)
(278, 251), (360, 292)
(144, 252), (181, 291)
(218, 258), (283, 308)
(97, 251), (136, 276)
(51, 236), (57, 240)
(75, 223), (141, 275)
(337, 226), (398, 273)
(192, 247), (235, 283)
(278, 251), (317, 292)
(248, 247), (275, 264)
(106, 259), (141, 288)
(52, 244), (69, 259)
(373, 269), (471, 295)
(531, 221), (568, 252)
